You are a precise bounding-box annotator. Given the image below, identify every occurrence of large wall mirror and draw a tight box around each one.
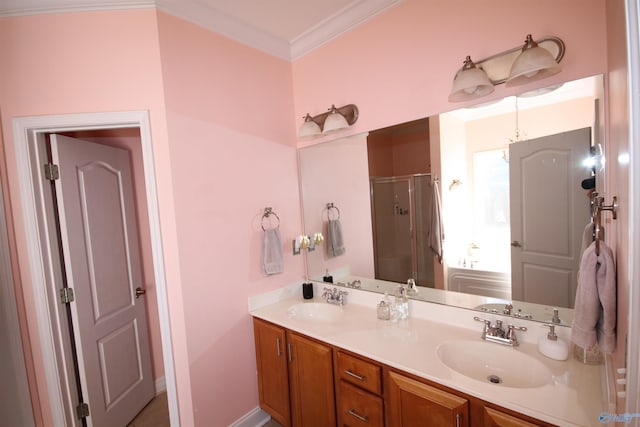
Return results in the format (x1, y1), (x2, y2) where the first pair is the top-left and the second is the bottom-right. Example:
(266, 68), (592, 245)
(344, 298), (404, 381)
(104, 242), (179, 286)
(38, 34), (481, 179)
(299, 74), (604, 324)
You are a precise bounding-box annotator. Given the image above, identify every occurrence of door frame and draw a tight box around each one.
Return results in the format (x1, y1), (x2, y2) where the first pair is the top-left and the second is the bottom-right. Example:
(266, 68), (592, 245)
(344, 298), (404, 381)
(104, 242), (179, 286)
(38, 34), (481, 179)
(11, 111), (179, 426)
(624, 0), (639, 414)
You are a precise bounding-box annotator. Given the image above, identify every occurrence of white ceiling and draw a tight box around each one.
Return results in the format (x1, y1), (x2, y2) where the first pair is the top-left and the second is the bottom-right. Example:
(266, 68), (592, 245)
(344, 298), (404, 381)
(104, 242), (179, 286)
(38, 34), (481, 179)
(0, 0), (404, 60)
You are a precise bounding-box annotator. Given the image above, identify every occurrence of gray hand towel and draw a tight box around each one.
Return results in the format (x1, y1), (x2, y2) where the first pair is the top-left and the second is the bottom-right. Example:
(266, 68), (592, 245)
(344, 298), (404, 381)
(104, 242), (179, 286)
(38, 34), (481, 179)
(428, 181), (444, 263)
(327, 219), (345, 257)
(571, 241), (616, 353)
(263, 228), (283, 275)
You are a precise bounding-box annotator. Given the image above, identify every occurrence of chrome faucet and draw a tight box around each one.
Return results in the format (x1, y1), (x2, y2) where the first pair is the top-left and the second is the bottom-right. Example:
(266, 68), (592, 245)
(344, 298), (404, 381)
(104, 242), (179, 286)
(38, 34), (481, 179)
(322, 287), (348, 305)
(503, 303), (513, 315)
(345, 280), (362, 289)
(473, 316), (527, 346)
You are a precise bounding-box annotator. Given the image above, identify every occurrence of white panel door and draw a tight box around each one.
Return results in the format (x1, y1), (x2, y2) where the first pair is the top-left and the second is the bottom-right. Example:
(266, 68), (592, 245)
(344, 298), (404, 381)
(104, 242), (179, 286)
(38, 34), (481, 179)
(509, 127), (591, 308)
(50, 134), (154, 426)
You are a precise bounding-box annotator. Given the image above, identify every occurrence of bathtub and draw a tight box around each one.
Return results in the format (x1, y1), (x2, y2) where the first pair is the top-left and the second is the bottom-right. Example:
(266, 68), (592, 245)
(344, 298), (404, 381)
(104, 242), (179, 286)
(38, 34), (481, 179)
(446, 266), (511, 300)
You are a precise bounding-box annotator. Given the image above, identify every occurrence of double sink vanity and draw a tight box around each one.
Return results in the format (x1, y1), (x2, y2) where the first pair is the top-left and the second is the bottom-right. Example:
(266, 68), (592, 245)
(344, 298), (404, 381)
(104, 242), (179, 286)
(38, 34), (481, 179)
(250, 282), (605, 427)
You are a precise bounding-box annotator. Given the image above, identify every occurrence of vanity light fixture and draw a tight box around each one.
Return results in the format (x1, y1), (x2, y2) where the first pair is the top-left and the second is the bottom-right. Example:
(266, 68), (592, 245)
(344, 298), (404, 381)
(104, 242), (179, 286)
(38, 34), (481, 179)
(448, 34), (565, 102)
(298, 113), (322, 138)
(322, 105), (350, 133)
(292, 232), (324, 255)
(298, 104), (359, 138)
(448, 56), (495, 102)
(505, 35), (562, 87)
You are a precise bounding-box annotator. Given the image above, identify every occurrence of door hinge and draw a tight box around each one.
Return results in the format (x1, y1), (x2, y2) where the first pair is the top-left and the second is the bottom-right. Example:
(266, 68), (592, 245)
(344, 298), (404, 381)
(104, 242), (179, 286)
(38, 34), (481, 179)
(60, 287), (75, 304)
(76, 402), (90, 419)
(44, 163), (60, 181)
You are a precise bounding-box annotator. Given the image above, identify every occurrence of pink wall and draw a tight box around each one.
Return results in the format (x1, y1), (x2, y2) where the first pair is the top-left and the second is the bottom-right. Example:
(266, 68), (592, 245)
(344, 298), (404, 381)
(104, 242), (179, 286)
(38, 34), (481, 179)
(155, 12), (303, 426)
(367, 133), (395, 176)
(299, 134), (375, 280)
(1, 9), (301, 426)
(368, 128), (430, 177)
(392, 131), (430, 176)
(0, 0), (623, 424)
(292, 0), (607, 138)
(0, 9), (195, 425)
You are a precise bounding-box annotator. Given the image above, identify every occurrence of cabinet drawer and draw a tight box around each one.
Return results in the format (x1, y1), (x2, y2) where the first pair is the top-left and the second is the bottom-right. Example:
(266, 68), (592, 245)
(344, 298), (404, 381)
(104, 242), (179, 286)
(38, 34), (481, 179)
(337, 380), (383, 427)
(336, 351), (382, 395)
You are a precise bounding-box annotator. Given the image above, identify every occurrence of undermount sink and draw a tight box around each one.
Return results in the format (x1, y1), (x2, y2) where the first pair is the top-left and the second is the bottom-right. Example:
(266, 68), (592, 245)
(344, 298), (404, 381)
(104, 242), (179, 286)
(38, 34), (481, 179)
(436, 340), (553, 388)
(287, 302), (344, 323)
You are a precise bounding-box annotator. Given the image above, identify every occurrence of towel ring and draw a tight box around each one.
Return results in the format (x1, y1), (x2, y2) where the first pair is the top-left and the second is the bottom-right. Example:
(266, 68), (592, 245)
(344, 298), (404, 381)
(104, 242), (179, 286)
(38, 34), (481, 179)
(261, 207), (280, 231)
(326, 203), (341, 220)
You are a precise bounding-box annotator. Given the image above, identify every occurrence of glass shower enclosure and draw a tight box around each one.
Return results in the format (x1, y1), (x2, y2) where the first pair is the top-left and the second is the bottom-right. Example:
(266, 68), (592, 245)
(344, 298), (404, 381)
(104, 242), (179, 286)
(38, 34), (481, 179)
(370, 174), (435, 287)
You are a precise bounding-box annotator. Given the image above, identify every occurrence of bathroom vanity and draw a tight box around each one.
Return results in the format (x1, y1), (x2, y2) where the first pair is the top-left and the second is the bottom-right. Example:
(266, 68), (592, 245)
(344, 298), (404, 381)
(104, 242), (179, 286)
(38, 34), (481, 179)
(250, 287), (604, 427)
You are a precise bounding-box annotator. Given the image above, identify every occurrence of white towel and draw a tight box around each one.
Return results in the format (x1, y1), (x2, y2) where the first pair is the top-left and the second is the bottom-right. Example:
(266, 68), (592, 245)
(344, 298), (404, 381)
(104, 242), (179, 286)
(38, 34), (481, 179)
(327, 219), (345, 257)
(428, 181), (444, 263)
(571, 240), (616, 353)
(263, 228), (283, 275)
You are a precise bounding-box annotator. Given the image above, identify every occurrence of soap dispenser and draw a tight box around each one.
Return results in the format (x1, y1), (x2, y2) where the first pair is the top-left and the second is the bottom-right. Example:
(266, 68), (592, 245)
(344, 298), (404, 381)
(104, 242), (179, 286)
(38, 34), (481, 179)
(538, 323), (569, 361)
(377, 292), (391, 320)
(394, 284), (409, 320)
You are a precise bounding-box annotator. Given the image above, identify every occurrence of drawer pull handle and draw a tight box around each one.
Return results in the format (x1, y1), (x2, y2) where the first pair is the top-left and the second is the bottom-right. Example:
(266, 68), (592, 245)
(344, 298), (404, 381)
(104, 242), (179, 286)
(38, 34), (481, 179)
(456, 413), (461, 427)
(276, 337), (282, 357)
(344, 369), (365, 381)
(347, 408), (368, 422)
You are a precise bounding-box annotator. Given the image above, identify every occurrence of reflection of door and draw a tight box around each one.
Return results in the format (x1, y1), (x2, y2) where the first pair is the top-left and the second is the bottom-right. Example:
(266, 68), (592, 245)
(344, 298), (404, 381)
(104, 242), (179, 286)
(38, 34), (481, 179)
(509, 127), (591, 308)
(50, 134), (154, 426)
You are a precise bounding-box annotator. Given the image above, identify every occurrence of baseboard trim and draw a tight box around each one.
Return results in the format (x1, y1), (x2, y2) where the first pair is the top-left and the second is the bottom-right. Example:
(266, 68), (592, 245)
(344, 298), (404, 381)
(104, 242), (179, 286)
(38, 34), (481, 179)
(154, 375), (166, 395)
(230, 406), (270, 427)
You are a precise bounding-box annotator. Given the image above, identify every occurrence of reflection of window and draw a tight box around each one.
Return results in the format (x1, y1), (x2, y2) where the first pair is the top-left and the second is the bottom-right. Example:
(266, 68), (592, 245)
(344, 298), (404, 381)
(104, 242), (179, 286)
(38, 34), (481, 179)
(472, 150), (510, 266)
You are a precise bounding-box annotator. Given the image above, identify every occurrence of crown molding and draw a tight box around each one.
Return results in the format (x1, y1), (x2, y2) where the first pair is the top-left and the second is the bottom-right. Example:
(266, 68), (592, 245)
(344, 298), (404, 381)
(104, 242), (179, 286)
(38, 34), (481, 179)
(0, 0), (404, 61)
(0, 0), (155, 17)
(155, 0), (292, 60)
(290, 0), (403, 60)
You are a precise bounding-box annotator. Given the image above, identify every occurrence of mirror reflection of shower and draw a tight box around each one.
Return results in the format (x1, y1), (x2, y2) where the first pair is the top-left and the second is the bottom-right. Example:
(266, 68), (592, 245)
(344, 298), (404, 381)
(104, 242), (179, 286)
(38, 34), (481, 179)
(370, 174), (435, 287)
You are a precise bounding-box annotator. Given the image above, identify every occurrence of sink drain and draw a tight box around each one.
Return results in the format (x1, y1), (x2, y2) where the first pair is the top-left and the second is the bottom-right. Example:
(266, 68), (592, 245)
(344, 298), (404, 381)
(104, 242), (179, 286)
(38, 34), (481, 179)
(487, 374), (502, 384)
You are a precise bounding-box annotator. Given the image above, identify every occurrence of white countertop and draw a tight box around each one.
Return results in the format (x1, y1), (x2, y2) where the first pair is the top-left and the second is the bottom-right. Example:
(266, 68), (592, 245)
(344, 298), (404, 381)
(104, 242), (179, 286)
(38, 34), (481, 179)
(249, 285), (605, 427)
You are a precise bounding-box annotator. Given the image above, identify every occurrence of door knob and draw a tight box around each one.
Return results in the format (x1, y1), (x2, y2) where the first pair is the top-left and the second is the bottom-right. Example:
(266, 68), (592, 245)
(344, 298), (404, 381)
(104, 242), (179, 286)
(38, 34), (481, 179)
(135, 287), (146, 299)
(511, 241), (522, 247)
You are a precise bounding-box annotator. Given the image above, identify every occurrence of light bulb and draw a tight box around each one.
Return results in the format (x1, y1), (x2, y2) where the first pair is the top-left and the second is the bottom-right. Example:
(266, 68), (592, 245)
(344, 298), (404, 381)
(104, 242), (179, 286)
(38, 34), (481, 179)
(463, 85), (478, 94)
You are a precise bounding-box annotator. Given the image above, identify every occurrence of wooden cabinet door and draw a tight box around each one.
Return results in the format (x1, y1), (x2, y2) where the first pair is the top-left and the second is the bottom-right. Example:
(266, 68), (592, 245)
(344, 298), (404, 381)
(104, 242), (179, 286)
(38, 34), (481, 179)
(253, 318), (291, 427)
(483, 407), (542, 427)
(288, 331), (336, 427)
(387, 371), (469, 427)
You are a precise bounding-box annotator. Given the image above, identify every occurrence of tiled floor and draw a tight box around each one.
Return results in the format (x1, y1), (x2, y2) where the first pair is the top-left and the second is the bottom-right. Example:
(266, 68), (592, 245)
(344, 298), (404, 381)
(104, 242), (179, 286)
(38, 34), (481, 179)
(127, 392), (170, 427)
